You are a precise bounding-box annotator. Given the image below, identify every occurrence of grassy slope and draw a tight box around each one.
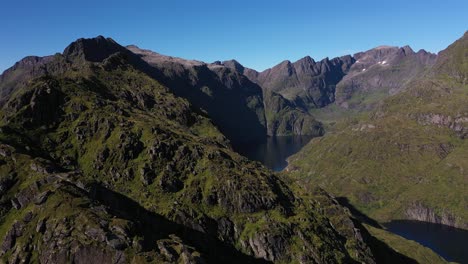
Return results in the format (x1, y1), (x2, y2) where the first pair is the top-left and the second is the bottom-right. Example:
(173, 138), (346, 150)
(288, 32), (468, 228)
(364, 224), (449, 264)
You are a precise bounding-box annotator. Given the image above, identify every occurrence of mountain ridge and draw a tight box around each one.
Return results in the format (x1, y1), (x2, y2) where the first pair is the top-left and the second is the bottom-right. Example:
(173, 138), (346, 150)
(0, 35), (451, 264)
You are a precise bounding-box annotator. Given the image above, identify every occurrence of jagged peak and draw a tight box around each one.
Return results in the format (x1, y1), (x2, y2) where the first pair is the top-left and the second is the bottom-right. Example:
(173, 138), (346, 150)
(295, 56), (316, 65)
(222, 59), (245, 72)
(63, 35), (126, 62)
(399, 45), (415, 55)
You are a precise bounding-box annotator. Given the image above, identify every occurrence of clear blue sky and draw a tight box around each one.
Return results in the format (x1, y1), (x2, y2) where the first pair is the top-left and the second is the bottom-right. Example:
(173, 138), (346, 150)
(1, 0), (467, 73)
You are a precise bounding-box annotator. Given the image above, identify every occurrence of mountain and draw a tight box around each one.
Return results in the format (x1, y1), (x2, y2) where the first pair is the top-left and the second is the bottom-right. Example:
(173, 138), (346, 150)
(249, 56), (355, 109)
(127, 46), (322, 144)
(335, 45), (437, 110)
(232, 46), (435, 115)
(0, 36), (448, 263)
(287, 32), (468, 230)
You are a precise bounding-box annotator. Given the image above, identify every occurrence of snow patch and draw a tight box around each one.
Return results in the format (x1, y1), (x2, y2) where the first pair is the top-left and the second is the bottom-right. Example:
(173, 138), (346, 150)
(362, 68), (366, 72)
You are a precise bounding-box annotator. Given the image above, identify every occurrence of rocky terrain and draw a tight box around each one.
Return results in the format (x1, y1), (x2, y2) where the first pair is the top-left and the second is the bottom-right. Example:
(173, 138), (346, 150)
(220, 43), (435, 115)
(0, 36), (450, 263)
(127, 45), (321, 144)
(288, 31), (468, 230)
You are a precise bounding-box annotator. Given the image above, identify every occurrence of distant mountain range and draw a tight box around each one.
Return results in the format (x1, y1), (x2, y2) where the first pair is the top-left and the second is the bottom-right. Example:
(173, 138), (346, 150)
(0, 32), (466, 263)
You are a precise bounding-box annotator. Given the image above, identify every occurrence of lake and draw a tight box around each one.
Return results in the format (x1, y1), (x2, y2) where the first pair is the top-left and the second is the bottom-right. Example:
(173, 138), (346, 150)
(385, 220), (468, 263)
(233, 135), (313, 171)
(235, 136), (468, 263)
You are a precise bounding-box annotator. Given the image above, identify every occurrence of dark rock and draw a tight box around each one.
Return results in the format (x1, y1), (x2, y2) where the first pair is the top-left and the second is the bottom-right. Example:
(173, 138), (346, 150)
(159, 173), (183, 193)
(217, 217), (235, 242)
(0, 175), (16, 196)
(0, 144), (14, 157)
(34, 190), (52, 205)
(106, 234), (127, 250)
(30, 161), (55, 174)
(36, 219), (47, 233)
(63, 36), (126, 63)
(157, 240), (177, 262)
(1, 221), (24, 255)
(97, 147), (110, 163)
(11, 198), (21, 210)
(140, 165), (155, 186)
(247, 228), (290, 261)
(85, 227), (106, 242)
(22, 211), (34, 223)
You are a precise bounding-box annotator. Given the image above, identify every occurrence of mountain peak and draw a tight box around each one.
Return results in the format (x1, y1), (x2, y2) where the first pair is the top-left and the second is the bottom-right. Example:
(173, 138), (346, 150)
(296, 55), (315, 65)
(63, 36), (125, 62)
(222, 59), (245, 72)
(374, 45), (398, 50)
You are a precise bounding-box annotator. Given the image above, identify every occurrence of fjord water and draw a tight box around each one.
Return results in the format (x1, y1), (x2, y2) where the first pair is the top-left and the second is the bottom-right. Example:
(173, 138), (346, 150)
(385, 220), (468, 263)
(234, 135), (313, 171)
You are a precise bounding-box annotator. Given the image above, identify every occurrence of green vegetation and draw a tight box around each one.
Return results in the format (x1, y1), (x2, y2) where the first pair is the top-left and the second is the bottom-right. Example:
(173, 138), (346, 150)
(0, 38), (379, 263)
(0, 35), (453, 263)
(288, 32), (468, 229)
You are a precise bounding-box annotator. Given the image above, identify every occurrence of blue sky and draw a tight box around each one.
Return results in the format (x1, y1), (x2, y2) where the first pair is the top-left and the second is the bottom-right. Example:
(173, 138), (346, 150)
(1, 0), (467, 73)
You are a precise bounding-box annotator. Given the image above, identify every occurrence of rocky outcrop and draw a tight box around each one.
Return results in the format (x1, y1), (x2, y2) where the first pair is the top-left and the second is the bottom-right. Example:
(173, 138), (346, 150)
(405, 202), (466, 229)
(63, 35), (127, 63)
(413, 113), (468, 138)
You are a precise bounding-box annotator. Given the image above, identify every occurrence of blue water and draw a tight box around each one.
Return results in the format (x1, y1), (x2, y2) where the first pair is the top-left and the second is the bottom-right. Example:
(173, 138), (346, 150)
(385, 220), (468, 263)
(234, 135), (313, 171)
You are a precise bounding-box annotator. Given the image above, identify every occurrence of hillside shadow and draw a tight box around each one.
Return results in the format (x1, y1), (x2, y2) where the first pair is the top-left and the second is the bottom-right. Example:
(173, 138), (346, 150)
(88, 184), (270, 264)
(352, 219), (419, 264)
(336, 197), (381, 228)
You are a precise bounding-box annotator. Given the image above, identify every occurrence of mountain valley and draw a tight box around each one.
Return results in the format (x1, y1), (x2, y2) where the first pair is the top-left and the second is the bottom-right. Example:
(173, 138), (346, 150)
(0, 31), (466, 263)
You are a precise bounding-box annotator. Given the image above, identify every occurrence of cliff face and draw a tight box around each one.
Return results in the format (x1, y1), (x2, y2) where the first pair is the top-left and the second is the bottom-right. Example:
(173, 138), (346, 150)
(335, 46), (436, 110)
(252, 56), (355, 109)
(0, 36), (411, 264)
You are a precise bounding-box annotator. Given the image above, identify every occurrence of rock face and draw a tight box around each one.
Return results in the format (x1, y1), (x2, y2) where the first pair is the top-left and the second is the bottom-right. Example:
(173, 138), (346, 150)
(252, 55), (355, 109)
(224, 45), (435, 113)
(405, 202), (460, 228)
(0, 36), (424, 264)
(63, 36), (126, 62)
(335, 45), (436, 109)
